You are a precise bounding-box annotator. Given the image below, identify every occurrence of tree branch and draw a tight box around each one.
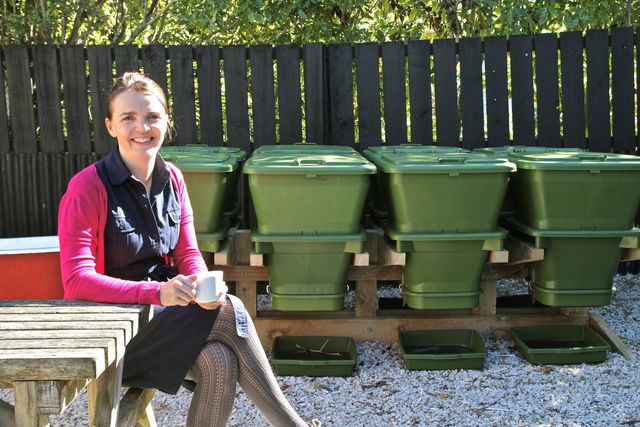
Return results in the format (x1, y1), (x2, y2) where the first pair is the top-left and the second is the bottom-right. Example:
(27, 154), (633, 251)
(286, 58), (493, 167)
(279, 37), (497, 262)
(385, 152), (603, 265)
(125, 0), (179, 44)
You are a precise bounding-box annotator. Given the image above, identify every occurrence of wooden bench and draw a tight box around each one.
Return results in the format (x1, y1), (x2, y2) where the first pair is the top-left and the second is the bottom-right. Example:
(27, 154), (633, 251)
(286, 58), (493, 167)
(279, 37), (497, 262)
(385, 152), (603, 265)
(0, 300), (155, 427)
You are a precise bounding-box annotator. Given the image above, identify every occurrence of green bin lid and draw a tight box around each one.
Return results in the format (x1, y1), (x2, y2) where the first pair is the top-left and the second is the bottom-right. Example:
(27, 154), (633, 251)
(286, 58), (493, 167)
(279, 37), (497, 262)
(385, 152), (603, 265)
(244, 153), (376, 175)
(508, 151), (640, 171)
(474, 146), (585, 156)
(252, 142), (357, 155)
(171, 154), (237, 173)
(371, 152), (516, 174)
(160, 144), (247, 161)
(364, 144), (468, 157)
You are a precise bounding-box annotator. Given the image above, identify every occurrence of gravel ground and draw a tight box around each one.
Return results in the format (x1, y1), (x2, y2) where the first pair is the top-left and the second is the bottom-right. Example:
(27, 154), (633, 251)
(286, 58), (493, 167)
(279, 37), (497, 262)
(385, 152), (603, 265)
(2, 275), (639, 426)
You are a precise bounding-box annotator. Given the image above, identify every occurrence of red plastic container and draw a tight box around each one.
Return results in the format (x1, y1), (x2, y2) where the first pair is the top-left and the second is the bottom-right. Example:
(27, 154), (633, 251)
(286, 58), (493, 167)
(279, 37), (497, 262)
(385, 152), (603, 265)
(0, 236), (63, 300)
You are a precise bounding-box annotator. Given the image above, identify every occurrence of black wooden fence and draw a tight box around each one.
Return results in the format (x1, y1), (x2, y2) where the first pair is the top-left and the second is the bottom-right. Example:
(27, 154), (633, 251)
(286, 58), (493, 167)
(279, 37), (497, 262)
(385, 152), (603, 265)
(1, 27), (639, 238)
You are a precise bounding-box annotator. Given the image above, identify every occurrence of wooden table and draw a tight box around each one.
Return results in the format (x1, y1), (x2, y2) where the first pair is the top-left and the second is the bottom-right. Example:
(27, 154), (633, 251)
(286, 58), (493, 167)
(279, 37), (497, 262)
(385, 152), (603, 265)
(0, 300), (155, 427)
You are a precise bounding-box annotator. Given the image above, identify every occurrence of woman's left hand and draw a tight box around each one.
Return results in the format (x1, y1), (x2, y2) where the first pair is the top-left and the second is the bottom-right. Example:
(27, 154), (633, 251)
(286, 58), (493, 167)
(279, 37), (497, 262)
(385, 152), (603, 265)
(196, 279), (229, 310)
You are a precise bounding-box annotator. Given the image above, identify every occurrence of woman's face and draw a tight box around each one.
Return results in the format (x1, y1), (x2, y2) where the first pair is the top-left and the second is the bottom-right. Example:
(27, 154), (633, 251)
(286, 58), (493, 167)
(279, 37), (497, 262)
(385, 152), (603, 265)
(105, 89), (168, 163)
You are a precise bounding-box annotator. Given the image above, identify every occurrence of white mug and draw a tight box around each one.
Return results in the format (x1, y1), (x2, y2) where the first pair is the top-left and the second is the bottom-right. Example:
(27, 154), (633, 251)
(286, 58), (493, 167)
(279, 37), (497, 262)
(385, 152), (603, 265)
(194, 271), (226, 303)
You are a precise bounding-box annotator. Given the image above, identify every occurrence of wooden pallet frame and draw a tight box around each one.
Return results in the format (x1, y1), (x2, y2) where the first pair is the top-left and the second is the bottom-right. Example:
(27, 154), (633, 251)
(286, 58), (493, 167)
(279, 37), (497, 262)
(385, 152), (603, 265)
(207, 228), (638, 362)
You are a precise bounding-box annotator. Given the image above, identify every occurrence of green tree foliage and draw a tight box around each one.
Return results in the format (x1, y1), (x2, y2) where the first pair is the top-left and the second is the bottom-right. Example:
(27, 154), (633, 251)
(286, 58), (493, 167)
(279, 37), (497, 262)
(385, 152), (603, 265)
(0, 0), (636, 45)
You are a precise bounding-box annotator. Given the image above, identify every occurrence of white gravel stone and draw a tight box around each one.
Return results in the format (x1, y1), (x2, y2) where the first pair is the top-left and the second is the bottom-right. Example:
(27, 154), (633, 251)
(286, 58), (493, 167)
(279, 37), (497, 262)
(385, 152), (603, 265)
(2, 274), (640, 426)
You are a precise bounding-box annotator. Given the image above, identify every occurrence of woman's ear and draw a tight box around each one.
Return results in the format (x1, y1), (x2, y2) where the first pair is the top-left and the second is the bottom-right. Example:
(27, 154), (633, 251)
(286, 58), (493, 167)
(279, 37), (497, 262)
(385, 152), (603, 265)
(105, 117), (117, 138)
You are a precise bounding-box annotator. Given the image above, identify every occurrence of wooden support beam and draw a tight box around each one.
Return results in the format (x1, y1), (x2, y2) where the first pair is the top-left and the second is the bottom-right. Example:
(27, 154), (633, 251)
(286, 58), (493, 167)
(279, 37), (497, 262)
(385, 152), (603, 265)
(620, 248), (640, 262)
(88, 358), (123, 427)
(255, 313), (588, 347)
(376, 234), (406, 266)
(249, 251), (264, 267)
(472, 279), (497, 315)
(503, 234), (544, 264)
(588, 312), (638, 362)
(117, 388), (157, 427)
(213, 235), (234, 266)
(355, 280), (377, 317)
(353, 251), (370, 266)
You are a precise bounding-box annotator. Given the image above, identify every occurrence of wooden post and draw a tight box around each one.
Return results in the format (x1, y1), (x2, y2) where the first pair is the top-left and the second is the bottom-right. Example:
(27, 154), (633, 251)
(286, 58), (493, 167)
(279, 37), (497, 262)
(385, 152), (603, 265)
(87, 358), (123, 427)
(472, 279), (497, 315)
(13, 381), (50, 427)
(355, 280), (377, 317)
(233, 230), (257, 318)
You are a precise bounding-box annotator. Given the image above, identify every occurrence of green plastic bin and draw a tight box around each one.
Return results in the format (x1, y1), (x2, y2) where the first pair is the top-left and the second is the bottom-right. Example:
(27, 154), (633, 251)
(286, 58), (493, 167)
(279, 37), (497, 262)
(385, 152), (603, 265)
(271, 336), (357, 376)
(473, 146), (585, 217)
(506, 218), (640, 307)
(368, 151), (515, 233)
(363, 145), (469, 220)
(508, 151), (640, 230)
(388, 228), (506, 310)
(244, 146), (376, 235)
(398, 329), (487, 370)
(171, 155), (237, 233)
(252, 231), (366, 311)
(161, 144), (246, 219)
(510, 325), (610, 365)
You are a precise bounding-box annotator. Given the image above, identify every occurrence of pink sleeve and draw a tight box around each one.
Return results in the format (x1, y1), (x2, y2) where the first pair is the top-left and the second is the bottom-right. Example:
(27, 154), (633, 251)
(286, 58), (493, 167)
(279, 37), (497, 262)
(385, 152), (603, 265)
(58, 166), (162, 305)
(168, 164), (208, 275)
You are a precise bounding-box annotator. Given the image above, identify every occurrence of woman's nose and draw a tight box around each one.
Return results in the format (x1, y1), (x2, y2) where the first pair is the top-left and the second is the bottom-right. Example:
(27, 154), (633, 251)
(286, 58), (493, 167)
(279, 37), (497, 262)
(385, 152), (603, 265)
(134, 119), (151, 131)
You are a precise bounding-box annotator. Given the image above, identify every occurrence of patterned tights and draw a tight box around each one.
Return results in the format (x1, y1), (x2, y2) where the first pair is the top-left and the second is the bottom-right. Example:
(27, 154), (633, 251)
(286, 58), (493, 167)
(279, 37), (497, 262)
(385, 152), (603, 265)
(186, 300), (307, 427)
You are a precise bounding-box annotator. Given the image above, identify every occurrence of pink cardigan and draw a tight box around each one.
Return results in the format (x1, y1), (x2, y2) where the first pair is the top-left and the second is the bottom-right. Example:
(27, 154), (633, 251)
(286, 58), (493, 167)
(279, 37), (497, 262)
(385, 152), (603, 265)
(58, 162), (207, 305)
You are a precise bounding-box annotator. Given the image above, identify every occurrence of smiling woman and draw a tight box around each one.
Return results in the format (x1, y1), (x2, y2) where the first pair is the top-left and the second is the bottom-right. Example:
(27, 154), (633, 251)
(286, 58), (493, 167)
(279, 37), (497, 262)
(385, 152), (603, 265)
(56, 72), (315, 426)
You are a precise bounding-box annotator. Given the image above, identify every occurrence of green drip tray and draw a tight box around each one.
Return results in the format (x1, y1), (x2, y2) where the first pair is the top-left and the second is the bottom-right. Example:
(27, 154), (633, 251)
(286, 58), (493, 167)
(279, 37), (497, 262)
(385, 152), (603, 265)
(510, 325), (610, 365)
(398, 329), (487, 370)
(271, 336), (357, 377)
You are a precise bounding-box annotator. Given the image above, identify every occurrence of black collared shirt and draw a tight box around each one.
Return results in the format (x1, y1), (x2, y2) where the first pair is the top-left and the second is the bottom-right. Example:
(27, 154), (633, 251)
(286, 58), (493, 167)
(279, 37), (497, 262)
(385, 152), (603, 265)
(96, 148), (181, 281)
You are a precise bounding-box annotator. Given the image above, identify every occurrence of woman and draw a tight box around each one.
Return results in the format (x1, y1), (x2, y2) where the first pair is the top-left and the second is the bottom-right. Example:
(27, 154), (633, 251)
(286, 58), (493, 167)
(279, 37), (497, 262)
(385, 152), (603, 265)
(58, 72), (313, 426)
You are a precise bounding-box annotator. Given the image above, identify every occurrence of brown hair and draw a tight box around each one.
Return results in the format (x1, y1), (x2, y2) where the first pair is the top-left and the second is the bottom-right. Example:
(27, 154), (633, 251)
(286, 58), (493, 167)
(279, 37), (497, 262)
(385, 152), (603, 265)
(107, 72), (174, 139)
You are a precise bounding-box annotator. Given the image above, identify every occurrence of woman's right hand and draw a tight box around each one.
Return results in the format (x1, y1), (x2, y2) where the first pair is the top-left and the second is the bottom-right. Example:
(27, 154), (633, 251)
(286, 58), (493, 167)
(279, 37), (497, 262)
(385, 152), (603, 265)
(159, 274), (196, 306)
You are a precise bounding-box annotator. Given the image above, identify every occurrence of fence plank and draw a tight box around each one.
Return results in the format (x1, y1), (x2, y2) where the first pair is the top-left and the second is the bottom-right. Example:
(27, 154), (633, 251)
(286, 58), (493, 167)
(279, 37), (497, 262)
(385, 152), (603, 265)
(4, 46), (37, 153)
(586, 29), (611, 152)
(484, 36), (510, 146)
(276, 45), (302, 145)
(354, 42), (381, 149)
(87, 46), (114, 155)
(60, 46), (91, 154)
(141, 45), (168, 96)
(328, 43), (355, 146)
(611, 27), (635, 153)
(14, 153), (28, 235)
(32, 46), (65, 153)
(433, 38), (458, 146)
(195, 46), (223, 146)
(534, 33), (561, 148)
(459, 37), (484, 149)
(250, 45), (276, 148)
(0, 155), (10, 235)
(381, 42), (407, 146)
(223, 46), (250, 152)
(168, 46), (196, 146)
(510, 35), (535, 146)
(114, 45), (140, 76)
(559, 31), (586, 149)
(303, 43), (328, 145)
(0, 50), (9, 153)
(407, 40), (432, 146)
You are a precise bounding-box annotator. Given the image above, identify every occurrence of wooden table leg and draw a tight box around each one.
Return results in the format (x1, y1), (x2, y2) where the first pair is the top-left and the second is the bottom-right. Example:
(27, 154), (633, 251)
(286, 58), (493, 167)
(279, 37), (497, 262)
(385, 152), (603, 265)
(13, 381), (50, 427)
(88, 357), (123, 427)
(0, 398), (15, 427)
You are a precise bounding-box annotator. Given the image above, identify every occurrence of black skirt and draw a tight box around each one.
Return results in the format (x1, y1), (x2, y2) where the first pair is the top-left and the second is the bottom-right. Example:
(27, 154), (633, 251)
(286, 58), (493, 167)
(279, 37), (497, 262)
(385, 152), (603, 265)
(122, 302), (219, 394)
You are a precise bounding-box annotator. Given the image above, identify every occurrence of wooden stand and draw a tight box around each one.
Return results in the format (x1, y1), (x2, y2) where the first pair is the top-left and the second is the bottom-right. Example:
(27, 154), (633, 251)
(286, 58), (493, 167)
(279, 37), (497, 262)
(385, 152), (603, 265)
(209, 228), (638, 362)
